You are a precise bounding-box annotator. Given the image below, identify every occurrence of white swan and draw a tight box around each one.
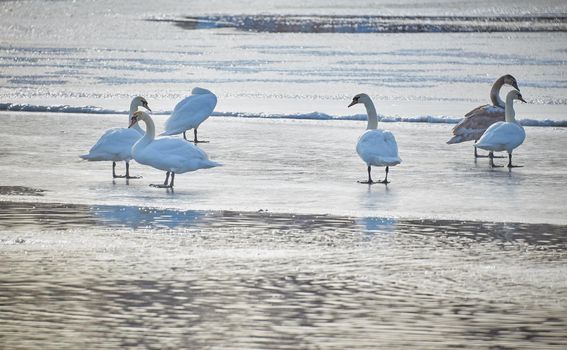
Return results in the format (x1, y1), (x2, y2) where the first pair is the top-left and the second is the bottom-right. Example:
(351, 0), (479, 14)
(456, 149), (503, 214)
(80, 96), (151, 178)
(160, 87), (217, 143)
(129, 111), (221, 188)
(447, 74), (520, 158)
(349, 93), (401, 184)
(474, 90), (526, 168)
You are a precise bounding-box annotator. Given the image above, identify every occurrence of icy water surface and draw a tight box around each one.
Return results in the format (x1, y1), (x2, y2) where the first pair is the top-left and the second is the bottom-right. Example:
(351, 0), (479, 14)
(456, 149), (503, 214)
(1, 112), (567, 224)
(1, 201), (567, 349)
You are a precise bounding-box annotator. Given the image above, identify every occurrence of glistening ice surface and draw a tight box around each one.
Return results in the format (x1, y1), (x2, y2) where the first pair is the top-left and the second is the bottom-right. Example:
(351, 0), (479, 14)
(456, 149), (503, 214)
(1, 0), (567, 349)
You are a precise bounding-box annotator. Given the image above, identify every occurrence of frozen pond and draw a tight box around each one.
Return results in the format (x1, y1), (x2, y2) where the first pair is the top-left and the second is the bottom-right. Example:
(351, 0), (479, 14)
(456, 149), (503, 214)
(1, 112), (567, 224)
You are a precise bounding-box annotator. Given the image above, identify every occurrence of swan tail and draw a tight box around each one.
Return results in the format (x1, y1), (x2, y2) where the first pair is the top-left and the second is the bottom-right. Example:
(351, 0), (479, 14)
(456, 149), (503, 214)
(202, 160), (222, 169)
(159, 130), (180, 136)
(446, 135), (465, 144)
(79, 154), (94, 160)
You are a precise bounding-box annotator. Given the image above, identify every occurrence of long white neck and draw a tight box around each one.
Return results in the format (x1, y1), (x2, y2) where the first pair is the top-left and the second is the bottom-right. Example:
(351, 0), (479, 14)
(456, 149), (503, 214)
(134, 116), (155, 151)
(363, 99), (379, 130)
(504, 94), (517, 123)
(490, 77), (505, 108)
(128, 102), (144, 133)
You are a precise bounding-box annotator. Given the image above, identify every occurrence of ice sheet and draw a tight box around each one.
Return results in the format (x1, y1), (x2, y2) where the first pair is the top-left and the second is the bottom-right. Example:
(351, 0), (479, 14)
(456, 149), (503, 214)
(1, 112), (566, 224)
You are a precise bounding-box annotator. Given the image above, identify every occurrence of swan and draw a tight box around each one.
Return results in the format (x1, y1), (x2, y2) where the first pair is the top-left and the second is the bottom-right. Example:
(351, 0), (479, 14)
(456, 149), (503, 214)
(160, 87), (217, 143)
(348, 93), (401, 184)
(447, 74), (520, 158)
(80, 96), (151, 178)
(474, 90), (526, 168)
(129, 111), (221, 188)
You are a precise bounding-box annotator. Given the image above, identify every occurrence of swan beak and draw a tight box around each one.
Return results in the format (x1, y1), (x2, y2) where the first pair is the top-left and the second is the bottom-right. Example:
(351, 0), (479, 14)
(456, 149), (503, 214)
(519, 96), (527, 103)
(348, 100), (357, 107)
(144, 104), (152, 112)
(512, 82), (520, 91)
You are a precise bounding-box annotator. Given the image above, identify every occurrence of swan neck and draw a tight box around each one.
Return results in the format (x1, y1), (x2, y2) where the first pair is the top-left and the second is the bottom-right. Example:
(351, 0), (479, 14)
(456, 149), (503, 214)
(490, 77), (505, 108)
(505, 95), (516, 123)
(137, 116), (156, 148)
(129, 103), (144, 133)
(363, 100), (379, 129)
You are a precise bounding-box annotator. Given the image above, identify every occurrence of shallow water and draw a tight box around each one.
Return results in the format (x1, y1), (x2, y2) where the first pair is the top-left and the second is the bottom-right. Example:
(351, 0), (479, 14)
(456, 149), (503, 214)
(1, 201), (567, 349)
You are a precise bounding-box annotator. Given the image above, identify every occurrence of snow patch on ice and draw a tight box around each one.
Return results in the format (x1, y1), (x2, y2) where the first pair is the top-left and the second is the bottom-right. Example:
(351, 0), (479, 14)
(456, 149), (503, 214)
(1, 103), (566, 127)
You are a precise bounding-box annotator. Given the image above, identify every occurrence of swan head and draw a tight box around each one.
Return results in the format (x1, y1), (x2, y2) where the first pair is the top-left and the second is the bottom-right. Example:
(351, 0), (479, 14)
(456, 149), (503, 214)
(348, 93), (371, 107)
(507, 90), (526, 103)
(129, 110), (149, 128)
(131, 96), (151, 112)
(502, 74), (520, 91)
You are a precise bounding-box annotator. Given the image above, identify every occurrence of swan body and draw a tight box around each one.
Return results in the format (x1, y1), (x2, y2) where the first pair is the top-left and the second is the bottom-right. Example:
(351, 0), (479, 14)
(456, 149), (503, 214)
(80, 96), (150, 178)
(448, 75), (520, 157)
(161, 87), (217, 143)
(130, 111), (221, 188)
(81, 128), (143, 162)
(356, 130), (401, 167)
(475, 90), (526, 168)
(349, 93), (401, 184)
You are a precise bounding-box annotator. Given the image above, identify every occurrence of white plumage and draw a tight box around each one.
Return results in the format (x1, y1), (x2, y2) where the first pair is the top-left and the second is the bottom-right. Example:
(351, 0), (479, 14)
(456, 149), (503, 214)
(474, 90), (526, 168)
(80, 96), (150, 178)
(161, 87), (217, 143)
(130, 111), (221, 188)
(475, 122), (525, 153)
(81, 128), (143, 162)
(356, 130), (401, 167)
(349, 93), (401, 184)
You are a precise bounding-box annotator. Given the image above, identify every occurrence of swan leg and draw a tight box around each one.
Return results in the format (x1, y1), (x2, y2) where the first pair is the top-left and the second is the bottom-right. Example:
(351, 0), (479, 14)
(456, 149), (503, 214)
(507, 153), (523, 168)
(475, 147), (504, 159)
(124, 161), (142, 179)
(112, 161), (126, 178)
(150, 171), (172, 188)
(193, 128), (209, 144)
(474, 146), (487, 158)
(489, 152), (503, 168)
(377, 166), (390, 184)
(169, 172), (175, 188)
(358, 166), (375, 184)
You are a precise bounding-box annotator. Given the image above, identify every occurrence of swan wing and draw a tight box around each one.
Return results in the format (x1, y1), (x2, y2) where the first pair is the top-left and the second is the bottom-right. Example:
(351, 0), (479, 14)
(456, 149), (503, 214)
(80, 127), (142, 161)
(448, 105), (505, 144)
(356, 130), (401, 166)
(162, 91), (217, 135)
(475, 122), (526, 152)
(135, 137), (219, 173)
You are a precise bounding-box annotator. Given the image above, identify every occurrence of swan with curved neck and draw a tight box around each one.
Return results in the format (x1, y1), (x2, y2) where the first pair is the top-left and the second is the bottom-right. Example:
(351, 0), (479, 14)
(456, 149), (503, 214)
(129, 111), (221, 188)
(160, 87), (217, 143)
(447, 74), (520, 158)
(474, 90), (526, 168)
(80, 96), (151, 178)
(349, 93), (401, 184)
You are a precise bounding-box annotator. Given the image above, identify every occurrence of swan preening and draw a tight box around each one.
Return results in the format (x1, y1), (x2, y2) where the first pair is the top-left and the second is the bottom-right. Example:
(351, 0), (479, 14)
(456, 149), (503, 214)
(475, 90), (526, 168)
(80, 96), (151, 178)
(349, 93), (401, 184)
(160, 87), (217, 143)
(448, 74), (520, 158)
(129, 111), (221, 188)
